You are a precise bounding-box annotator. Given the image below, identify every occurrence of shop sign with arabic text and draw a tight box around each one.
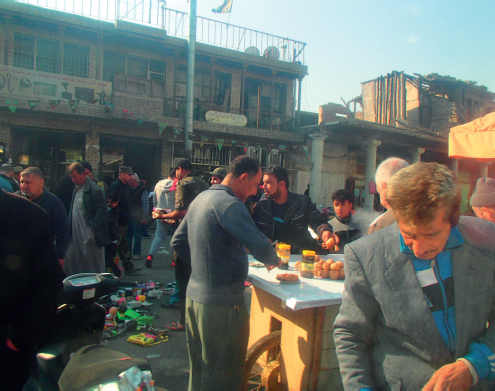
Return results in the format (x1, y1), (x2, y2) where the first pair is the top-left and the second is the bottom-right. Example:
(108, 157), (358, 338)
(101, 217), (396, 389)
(205, 110), (247, 127)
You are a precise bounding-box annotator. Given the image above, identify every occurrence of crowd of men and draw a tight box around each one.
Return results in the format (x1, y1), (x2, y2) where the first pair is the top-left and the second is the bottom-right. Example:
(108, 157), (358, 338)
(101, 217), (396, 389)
(4, 153), (495, 389)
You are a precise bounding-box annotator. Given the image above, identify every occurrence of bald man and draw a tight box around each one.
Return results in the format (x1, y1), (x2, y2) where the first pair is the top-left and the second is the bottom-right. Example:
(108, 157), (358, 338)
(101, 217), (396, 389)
(368, 157), (409, 234)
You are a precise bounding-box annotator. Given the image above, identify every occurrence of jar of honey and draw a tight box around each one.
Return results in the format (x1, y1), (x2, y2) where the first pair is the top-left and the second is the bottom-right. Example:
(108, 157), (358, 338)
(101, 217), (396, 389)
(301, 250), (316, 278)
(278, 244), (291, 270)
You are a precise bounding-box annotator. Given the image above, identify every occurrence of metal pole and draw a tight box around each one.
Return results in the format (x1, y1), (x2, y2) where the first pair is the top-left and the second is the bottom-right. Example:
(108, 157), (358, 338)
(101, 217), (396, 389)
(297, 77), (302, 128)
(185, 0), (197, 157)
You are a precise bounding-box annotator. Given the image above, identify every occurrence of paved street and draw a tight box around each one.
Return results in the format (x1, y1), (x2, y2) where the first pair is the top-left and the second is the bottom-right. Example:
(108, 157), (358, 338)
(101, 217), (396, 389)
(105, 226), (189, 390)
(104, 224), (254, 389)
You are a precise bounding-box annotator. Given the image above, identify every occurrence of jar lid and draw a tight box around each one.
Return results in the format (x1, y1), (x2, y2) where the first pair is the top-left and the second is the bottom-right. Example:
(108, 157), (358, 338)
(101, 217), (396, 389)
(279, 244), (291, 249)
(302, 250), (316, 256)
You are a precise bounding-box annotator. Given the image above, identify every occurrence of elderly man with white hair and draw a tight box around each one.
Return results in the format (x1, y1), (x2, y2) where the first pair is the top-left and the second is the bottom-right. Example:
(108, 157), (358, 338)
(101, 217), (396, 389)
(368, 157), (409, 234)
(127, 173), (149, 260)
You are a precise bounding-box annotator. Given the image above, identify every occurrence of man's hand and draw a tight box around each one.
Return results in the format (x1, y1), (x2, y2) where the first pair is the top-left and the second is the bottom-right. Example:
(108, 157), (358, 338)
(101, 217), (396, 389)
(423, 361), (472, 391)
(153, 210), (165, 219)
(265, 259), (283, 272)
(141, 218), (147, 225)
(321, 230), (339, 245)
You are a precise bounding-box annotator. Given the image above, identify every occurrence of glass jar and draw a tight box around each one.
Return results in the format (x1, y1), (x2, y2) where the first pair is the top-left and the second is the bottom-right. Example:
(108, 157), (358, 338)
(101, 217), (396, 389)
(301, 250), (316, 278)
(278, 244), (291, 270)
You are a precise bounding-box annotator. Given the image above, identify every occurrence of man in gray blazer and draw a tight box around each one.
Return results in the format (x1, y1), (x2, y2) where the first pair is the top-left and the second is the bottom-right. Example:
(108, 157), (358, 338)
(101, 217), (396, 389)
(334, 162), (495, 390)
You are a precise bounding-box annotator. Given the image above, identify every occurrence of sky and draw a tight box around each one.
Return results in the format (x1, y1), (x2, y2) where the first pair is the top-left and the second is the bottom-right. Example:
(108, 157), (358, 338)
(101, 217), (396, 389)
(164, 0), (495, 113)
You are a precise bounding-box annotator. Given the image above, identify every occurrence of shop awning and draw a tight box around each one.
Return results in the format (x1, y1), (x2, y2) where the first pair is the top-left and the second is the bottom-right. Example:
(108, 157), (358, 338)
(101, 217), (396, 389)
(449, 112), (495, 159)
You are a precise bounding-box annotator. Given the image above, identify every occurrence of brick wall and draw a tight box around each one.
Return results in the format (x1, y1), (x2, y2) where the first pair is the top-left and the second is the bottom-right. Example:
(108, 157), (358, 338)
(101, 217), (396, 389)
(85, 132), (100, 176)
(0, 124), (11, 159)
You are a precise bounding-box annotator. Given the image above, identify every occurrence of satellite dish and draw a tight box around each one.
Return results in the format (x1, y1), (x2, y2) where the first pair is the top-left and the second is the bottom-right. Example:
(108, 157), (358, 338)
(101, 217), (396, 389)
(245, 46), (260, 56)
(263, 46), (280, 60)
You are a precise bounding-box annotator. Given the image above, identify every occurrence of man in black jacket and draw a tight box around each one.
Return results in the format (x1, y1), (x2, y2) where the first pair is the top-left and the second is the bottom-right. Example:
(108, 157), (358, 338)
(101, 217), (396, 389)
(107, 166), (141, 275)
(53, 161), (93, 215)
(16, 167), (70, 267)
(252, 166), (337, 253)
(0, 190), (65, 389)
(64, 163), (110, 276)
(127, 173), (149, 259)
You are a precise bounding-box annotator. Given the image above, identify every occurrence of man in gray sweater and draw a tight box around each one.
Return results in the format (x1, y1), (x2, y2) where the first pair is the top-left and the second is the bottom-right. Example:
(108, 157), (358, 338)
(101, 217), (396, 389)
(171, 155), (279, 391)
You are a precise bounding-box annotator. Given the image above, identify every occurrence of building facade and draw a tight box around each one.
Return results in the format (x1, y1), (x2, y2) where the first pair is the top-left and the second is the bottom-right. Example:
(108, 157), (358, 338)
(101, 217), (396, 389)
(0, 1), (307, 190)
(305, 71), (495, 212)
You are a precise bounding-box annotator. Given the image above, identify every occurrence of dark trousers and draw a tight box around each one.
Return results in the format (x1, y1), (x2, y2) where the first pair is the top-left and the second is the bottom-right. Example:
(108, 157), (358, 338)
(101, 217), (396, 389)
(117, 226), (133, 270)
(186, 298), (249, 391)
(105, 243), (121, 277)
(174, 252), (191, 325)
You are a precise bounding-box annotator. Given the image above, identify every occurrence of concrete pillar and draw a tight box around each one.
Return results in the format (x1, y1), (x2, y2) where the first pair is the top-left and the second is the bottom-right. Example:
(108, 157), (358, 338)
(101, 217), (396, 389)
(410, 147), (425, 163)
(364, 139), (382, 211)
(480, 162), (491, 178)
(85, 133), (100, 178)
(309, 133), (327, 207)
(450, 159), (459, 175)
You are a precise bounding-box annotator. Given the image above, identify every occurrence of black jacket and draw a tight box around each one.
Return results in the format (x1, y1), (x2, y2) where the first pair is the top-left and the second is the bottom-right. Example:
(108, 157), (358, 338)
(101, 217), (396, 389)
(0, 190), (65, 353)
(69, 178), (110, 248)
(328, 215), (362, 254)
(53, 173), (75, 215)
(130, 182), (147, 222)
(252, 191), (332, 254)
(107, 178), (131, 226)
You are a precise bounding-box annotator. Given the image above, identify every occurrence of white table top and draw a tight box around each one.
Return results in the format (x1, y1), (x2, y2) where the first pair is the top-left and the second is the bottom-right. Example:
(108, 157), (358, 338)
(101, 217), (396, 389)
(247, 254), (345, 311)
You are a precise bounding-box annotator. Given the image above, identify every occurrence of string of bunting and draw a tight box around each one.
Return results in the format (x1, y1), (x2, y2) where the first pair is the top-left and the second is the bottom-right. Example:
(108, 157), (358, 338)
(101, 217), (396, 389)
(2, 98), (107, 114)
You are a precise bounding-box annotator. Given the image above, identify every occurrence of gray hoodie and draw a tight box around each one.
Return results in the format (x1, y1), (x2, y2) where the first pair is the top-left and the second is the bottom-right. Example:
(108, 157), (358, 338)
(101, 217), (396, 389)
(171, 184), (279, 307)
(153, 178), (175, 210)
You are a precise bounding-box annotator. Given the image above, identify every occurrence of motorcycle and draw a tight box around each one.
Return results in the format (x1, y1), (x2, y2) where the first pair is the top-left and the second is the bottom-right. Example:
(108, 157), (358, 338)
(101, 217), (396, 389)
(26, 273), (151, 390)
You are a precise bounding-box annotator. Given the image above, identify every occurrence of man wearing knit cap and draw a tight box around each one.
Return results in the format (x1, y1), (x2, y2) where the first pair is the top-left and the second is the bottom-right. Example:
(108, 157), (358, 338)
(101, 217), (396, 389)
(470, 177), (495, 223)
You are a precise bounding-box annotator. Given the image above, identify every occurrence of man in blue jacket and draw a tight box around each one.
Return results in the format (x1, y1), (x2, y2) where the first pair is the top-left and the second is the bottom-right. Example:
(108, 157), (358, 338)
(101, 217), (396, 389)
(171, 155), (280, 391)
(334, 162), (495, 390)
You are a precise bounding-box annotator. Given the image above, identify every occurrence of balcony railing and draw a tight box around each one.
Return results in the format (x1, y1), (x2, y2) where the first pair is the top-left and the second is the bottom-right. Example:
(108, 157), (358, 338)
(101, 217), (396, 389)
(16, 0), (306, 64)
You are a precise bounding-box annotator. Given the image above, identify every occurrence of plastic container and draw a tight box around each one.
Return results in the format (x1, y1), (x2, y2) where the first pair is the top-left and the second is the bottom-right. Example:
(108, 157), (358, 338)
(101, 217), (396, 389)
(278, 244), (291, 270)
(300, 250), (316, 278)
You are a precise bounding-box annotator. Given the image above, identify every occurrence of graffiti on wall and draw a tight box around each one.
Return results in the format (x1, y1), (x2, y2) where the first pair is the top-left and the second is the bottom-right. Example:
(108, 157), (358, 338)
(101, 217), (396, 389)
(0, 66), (112, 103)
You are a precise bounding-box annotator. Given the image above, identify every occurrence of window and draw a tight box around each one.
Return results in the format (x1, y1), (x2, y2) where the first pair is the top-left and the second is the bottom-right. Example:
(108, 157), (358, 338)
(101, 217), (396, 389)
(102, 51), (166, 83)
(212, 73), (231, 108)
(177, 67), (231, 107)
(63, 43), (89, 78)
(14, 34), (59, 73)
(244, 78), (288, 129)
(36, 39), (58, 74)
(149, 60), (165, 82)
(103, 52), (125, 82)
(127, 56), (148, 78)
(14, 35), (34, 70)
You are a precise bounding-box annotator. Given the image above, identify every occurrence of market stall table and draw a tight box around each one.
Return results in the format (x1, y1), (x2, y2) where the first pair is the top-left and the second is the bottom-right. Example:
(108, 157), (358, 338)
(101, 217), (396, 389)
(246, 254), (345, 390)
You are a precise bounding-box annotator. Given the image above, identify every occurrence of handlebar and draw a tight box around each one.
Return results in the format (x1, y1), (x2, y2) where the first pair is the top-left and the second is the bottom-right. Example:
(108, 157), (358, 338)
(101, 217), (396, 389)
(60, 273), (120, 307)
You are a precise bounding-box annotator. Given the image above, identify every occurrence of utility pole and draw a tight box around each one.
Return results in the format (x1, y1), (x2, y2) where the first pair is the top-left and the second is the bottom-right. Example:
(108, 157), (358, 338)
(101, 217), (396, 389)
(184, 0), (197, 157)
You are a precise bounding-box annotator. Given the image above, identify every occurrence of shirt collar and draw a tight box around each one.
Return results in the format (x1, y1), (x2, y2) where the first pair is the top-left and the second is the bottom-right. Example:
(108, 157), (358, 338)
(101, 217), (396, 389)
(399, 226), (464, 255)
(336, 214), (352, 224)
